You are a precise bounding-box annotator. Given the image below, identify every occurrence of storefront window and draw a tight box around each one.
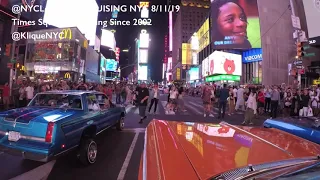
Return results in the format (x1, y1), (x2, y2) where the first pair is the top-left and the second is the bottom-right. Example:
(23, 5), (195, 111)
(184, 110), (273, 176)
(26, 41), (75, 62)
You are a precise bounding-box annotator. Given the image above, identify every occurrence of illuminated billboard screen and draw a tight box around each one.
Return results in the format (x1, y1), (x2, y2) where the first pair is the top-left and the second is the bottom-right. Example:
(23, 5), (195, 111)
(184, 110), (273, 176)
(43, 0), (98, 46)
(106, 59), (118, 72)
(182, 43), (191, 65)
(189, 67), (199, 81)
(211, 0), (261, 49)
(196, 19), (210, 52)
(101, 29), (116, 50)
(208, 51), (242, 76)
(138, 65), (148, 80)
(139, 49), (148, 63)
(202, 57), (209, 77)
(139, 30), (149, 48)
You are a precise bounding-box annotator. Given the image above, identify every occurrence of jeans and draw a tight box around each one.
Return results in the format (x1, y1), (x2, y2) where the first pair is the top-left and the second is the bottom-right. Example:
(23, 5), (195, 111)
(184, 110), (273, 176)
(116, 93), (121, 104)
(270, 100), (278, 118)
(218, 101), (227, 118)
(148, 98), (159, 113)
(265, 97), (271, 112)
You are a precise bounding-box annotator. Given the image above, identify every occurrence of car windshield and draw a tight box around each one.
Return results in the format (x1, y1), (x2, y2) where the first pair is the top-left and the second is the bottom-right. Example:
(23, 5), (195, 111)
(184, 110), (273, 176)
(29, 93), (83, 110)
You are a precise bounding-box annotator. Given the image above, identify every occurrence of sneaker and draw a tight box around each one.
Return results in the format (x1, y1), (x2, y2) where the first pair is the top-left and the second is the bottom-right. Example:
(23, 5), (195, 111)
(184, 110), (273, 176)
(241, 121), (246, 125)
(249, 122), (254, 125)
(204, 114), (207, 117)
(209, 114), (214, 117)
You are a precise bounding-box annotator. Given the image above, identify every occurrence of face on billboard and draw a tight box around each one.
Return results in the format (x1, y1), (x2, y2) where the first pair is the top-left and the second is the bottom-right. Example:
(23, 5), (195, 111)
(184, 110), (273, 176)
(139, 49), (148, 63)
(208, 51), (242, 76)
(211, 0), (261, 49)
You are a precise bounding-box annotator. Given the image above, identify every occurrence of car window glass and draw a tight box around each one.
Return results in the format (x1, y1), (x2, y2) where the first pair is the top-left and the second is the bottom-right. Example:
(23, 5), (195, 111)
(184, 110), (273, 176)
(86, 94), (100, 112)
(95, 94), (110, 110)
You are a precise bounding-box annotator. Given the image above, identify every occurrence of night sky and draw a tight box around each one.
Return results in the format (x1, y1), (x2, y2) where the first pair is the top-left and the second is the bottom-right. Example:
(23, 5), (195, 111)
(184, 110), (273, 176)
(97, 0), (171, 82)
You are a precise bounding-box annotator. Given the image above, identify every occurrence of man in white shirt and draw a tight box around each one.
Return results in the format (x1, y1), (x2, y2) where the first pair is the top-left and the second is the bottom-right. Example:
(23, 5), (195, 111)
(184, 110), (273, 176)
(233, 86), (238, 104)
(235, 85), (245, 111)
(25, 83), (35, 104)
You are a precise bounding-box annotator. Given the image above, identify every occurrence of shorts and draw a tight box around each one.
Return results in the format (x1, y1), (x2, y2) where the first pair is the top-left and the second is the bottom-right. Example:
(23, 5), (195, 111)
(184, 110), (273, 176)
(169, 99), (177, 104)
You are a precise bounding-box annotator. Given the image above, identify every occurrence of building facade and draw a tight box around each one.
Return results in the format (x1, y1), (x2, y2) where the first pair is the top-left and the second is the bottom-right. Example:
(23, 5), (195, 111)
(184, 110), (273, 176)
(171, 0), (210, 80)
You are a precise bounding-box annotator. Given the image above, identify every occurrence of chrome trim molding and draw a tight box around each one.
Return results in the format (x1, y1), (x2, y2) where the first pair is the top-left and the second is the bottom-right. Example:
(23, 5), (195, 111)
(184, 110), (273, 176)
(143, 126), (147, 180)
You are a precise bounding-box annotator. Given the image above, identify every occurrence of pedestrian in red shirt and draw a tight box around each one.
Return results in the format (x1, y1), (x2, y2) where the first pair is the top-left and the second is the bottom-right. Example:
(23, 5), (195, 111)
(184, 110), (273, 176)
(3, 83), (10, 110)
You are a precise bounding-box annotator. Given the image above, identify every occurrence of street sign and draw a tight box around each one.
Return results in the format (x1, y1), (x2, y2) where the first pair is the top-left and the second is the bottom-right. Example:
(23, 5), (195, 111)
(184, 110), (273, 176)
(7, 63), (13, 69)
(10, 58), (16, 63)
(291, 15), (301, 29)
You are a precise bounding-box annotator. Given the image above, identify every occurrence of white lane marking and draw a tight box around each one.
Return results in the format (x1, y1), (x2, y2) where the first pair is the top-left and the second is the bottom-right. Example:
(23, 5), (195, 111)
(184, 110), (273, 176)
(122, 128), (146, 133)
(184, 102), (202, 115)
(10, 160), (56, 180)
(125, 105), (134, 114)
(117, 132), (140, 180)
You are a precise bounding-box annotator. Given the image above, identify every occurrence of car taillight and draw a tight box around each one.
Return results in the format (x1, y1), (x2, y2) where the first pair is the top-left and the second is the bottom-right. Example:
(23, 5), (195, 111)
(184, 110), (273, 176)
(45, 122), (55, 143)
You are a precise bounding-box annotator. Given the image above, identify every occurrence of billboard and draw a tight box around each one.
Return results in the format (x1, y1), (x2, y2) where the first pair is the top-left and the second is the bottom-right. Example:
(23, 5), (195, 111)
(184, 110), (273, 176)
(189, 67), (199, 81)
(101, 29), (116, 50)
(242, 48), (262, 63)
(138, 65), (148, 80)
(106, 59), (117, 72)
(202, 57), (209, 77)
(303, 0), (320, 39)
(181, 43), (191, 65)
(140, 30), (149, 48)
(196, 19), (210, 52)
(139, 49), (148, 63)
(211, 0), (261, 49)
(208, 51), (242, 76)
(43, 0), (98, 46)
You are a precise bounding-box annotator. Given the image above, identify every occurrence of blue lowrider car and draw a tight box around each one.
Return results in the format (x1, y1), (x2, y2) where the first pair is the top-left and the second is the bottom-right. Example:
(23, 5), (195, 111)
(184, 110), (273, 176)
(0, 90), (126, 165)
(263, 117), (320, 144)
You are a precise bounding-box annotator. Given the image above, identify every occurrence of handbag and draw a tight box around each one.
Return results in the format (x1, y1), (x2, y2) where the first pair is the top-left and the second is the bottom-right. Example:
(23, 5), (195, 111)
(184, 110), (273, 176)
(307, 107), (313, 117)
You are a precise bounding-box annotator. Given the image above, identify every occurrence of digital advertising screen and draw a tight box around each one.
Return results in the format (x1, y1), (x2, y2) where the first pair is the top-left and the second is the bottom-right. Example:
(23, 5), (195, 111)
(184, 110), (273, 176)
(208, 51), (242, 76)
(139, 30), (149, 48)
(138, 65), (148, 80)
(182, 43), (192, 65)
(197, 19), (210, 52)
(139, 49), (148, 63)
(43, 0), (98, 46)
(101, 29), (116, 50)
(189, 67), (199, 81)
(106, 59), (117, 72)
(211, 0), (261, 49)
(202, 57), (209, 77)
(242, 48), (262, 63)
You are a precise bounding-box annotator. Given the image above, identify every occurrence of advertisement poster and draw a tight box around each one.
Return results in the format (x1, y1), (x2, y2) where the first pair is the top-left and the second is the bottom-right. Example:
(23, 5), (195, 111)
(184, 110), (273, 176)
(208, 51), (242, 76)
(242, 48), (263, 63)
(211, 0), (261, 49)
(197, 19), (210, 52)
(181, 43), (192, 65)
(202, 57), (209, 77)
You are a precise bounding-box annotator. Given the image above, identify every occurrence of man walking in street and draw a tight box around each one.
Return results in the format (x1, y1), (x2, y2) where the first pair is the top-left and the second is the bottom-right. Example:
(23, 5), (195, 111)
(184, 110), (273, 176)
(137, 82), (149, 123)
(270, 86), (280, 119)
(218, 84), (229, 119)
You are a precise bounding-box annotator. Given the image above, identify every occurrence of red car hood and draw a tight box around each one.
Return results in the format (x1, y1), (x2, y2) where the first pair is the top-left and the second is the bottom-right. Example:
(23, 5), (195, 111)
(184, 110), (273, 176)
(139, 120), (320, 180)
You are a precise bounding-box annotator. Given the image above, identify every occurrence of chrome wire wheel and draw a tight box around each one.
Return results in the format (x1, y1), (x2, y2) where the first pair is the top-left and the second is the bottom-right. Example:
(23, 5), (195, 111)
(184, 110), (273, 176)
(87, 141), (97, 164)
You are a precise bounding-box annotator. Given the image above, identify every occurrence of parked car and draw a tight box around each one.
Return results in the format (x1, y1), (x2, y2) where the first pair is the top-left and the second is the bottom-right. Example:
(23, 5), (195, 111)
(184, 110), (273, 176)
(0, 90), (126, 165)
(263, 117), (320, 144)
(139, 120), (320, 180)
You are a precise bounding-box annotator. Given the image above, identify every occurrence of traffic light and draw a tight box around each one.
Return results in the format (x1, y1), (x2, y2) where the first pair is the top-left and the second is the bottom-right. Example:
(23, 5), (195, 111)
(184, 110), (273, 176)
(5, 44), (12, 57)
(297, 42), (304, 57)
